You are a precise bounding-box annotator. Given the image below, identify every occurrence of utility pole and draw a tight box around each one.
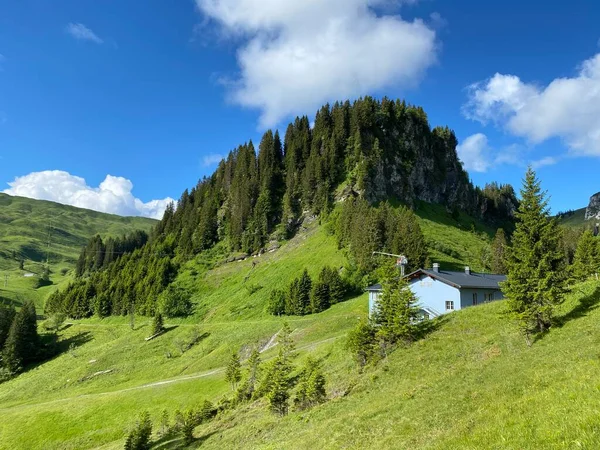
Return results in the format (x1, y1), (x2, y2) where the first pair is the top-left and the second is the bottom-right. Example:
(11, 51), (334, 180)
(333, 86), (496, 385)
(372, 251), (408, 276)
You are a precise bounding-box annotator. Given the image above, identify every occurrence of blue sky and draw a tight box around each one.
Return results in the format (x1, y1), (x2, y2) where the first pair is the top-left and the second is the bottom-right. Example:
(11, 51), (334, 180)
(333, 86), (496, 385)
(0, 0), (599, 218)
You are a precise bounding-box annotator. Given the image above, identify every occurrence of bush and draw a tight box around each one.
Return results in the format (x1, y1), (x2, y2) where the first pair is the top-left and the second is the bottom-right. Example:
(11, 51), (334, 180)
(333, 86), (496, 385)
(124, 412), (152, 450)
(266, 289), (286, 315)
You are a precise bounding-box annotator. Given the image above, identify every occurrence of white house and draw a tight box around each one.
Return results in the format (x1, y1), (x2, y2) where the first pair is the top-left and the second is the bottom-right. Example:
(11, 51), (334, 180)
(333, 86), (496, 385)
(366, 263), (506, 319)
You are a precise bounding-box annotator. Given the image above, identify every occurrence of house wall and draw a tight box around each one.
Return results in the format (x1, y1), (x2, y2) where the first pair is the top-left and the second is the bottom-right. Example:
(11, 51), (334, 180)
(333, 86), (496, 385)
(409, 275), (461, 315)
(459, 288), (504, 308)
(369, 275), (461, 317)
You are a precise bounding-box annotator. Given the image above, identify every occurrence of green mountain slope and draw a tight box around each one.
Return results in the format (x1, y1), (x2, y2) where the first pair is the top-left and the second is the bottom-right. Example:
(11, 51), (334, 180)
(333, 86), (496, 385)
(0, 193), (156, 308)
(0, 206), (534, 450)
(557, 207), (588, 228)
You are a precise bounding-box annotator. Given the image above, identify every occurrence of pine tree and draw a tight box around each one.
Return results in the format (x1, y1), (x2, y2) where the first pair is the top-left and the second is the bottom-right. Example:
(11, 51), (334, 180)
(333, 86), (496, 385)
(297, 269), (312, 315)
(571, 229), (599, 281)
(373, 266), (421, 348)
(503, 168), (567, 345)
(246, 347), (261, 399)
(123, 411), (152, 450)
(346, 320), (376, 370)
(152, 312), (164, 336)
(278, 322), (296, 363)
(294, 357), (326, 410)
(2, 300), (39, 373)
(310, 280), (330, 314)
(491, 228), (509, 274)
(267, 349), (291, 416)
(266, 289), (286, 316)
(285, 278), (301, 315)
(225, 350), (242, 390)
(0, 304), (16, 351)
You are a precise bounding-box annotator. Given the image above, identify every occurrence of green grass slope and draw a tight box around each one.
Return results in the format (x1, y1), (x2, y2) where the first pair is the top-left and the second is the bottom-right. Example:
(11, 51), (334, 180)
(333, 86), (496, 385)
(0, 193), (156, 308)
(0, 204), (520, 449)
(556, 207), (588, 228)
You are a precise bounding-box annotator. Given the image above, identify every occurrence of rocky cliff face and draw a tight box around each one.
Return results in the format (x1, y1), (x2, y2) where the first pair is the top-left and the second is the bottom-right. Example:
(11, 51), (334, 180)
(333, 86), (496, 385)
(585, 192), (600, 220)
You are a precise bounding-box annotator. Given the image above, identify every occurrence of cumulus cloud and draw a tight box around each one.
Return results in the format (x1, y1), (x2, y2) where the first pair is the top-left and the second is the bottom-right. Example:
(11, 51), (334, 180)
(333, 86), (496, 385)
(202, 153), (224, 166)
(65, 23), (104, 44)
(463, 52), (600, 157)
(3, 171), (174, 220)
(531, 156), (559, 169)
(456, 133), (491, 173)
(195, 0), (437, 128)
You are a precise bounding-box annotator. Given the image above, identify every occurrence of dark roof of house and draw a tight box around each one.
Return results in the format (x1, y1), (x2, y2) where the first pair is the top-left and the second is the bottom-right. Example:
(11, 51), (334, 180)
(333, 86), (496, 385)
(365, 269), (506, 292)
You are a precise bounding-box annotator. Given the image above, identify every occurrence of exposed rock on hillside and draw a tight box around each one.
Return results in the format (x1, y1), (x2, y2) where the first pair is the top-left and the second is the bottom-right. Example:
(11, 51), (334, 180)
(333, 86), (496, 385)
(585, 192), (600, 220)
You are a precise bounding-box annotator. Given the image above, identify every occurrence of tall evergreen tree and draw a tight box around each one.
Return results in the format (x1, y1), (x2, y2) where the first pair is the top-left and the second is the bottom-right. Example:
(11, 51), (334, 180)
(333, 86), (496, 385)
(0, 304), (16, 351)
(225, 351), (242, 390)
(2, 300), (40, 373)
(491, 228), (508, 274)
(571, 229), (599, 281)
(373, 266), (421, 348)
(502, 168), (567, 345)
(297, 269), (312, 315)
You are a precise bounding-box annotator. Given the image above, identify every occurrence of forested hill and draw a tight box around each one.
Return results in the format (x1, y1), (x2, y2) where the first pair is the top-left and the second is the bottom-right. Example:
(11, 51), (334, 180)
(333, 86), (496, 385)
(46, 96), (518, 319)
(162, 96), (517, 256)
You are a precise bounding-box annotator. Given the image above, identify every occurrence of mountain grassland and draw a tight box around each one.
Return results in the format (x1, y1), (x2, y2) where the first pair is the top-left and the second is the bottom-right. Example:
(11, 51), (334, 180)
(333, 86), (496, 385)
(1, 203), (595, 450)
(0, 193), (156, 309)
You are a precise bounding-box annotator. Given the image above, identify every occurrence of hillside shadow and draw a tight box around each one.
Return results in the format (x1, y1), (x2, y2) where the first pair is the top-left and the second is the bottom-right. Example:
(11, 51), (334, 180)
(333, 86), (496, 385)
(416, 314), (449, 340)
(554, 286), (600, 329)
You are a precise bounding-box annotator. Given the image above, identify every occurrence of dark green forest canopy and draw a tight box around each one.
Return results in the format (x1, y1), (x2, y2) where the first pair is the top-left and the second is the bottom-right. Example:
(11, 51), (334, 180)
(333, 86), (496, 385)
(47, 97), (518, 319)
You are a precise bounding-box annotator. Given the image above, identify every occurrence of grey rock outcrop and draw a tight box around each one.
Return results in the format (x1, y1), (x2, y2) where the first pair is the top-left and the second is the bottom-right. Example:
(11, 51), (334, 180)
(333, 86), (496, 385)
(585, 192), (600, 220)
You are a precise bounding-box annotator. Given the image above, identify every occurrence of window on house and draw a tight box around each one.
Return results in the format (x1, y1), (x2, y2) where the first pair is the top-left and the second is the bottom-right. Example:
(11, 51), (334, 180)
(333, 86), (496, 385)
(485, 293), (493, 302)
(445, 301), (454, 311)
(472, 293), (478, 305)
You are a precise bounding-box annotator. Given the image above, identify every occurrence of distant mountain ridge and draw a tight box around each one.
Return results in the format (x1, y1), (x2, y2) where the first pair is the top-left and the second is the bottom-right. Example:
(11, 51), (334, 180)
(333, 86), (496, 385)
(0, 193), (156, 272)
(585, 192), (600, 221)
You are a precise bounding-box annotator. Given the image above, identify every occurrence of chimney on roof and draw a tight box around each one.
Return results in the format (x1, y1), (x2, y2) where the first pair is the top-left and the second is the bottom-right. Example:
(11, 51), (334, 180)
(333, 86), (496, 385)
(465, 266), (471, 275)
(433, 263), (440, 273)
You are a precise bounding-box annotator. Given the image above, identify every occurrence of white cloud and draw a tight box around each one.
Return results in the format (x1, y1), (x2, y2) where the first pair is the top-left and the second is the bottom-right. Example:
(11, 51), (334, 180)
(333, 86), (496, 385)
(531, 156), (558, 169)
(195, 0), (437, 128)
(463, 52), (600, 157)
(65, 23), (104, 44)
(202, 153), (224, 166)
(456, 133), (491, 172)
(3, 171), (174, 220)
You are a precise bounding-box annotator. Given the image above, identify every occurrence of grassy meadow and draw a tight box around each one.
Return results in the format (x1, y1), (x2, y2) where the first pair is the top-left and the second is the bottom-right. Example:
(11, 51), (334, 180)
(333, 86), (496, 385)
(2, 201), (592, 449)
(0, 193), (155, 310)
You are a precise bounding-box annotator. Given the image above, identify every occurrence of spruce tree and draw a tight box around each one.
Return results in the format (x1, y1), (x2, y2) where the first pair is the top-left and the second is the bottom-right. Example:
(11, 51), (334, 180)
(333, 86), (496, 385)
(123, 411), (152, 450)
(0, 304), (16, 351)
(266, 289), (286, 316)
(2, 300), (39, 373)
(491, 228), (508, 274)
(225, 351), (242, 390)
(503, 168), (567, 345)
(373, 266), (421, 348)
(267, 349), (291, 416)
(297, 269), (312, 315)
(346, 320), (376, 370)
(571, 229), (599, 281)
(246, 347), (261, 399)
(294, 357), (326, 410)
(310, 280), (330, 314)
(152, 312), (164, 336)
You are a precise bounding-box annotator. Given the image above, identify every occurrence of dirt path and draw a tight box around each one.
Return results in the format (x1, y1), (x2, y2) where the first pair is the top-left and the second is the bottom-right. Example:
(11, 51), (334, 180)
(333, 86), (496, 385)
(0, 334), (344, 413)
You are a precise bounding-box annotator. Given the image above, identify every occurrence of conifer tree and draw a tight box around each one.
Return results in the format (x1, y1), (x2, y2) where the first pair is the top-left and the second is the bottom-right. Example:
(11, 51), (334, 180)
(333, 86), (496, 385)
(0, 304), (16, 351)
(294, 357), (326, 410)
(503, 168), (567, 345)
(346, 320), (376, 370)
(266, 349), (291, 416)
(246, 347), (261, 399)
(266, 289), (286, 316)
(123, 411), (152, 450)
(297, 269), (312, 315)
(373, 266), (421, 348)
(491, 228), (509, 274)
(285, 278), (301, 315)
(310, 279), (330, 314)
(225, 351), (242, 390)
(571, 229), (599, 281)
(152, 312), (164, 336)
(2, 300), (39, 373)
